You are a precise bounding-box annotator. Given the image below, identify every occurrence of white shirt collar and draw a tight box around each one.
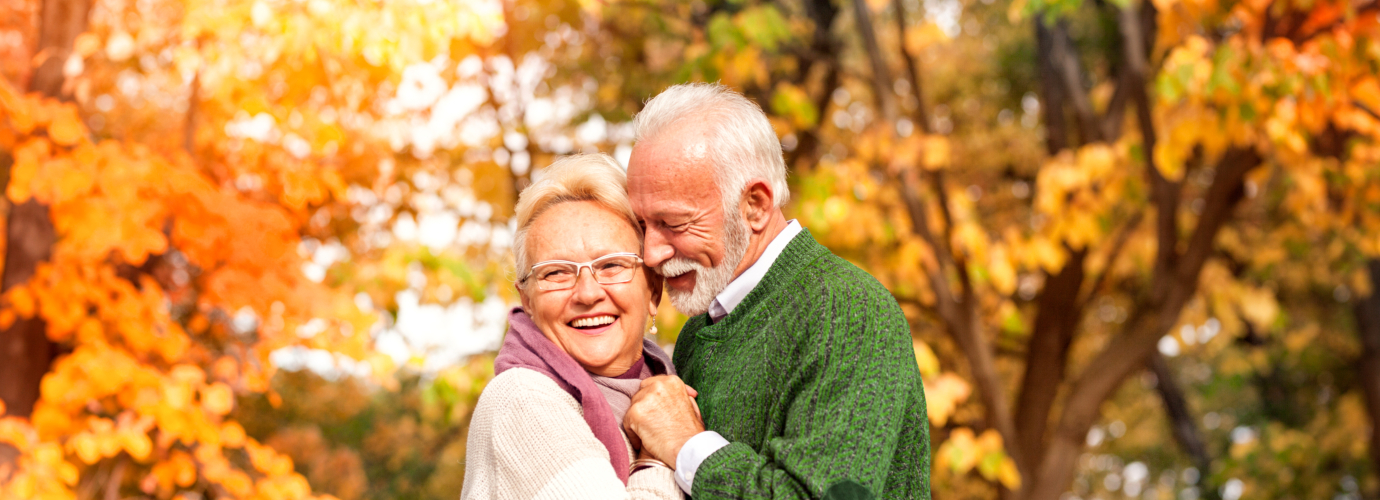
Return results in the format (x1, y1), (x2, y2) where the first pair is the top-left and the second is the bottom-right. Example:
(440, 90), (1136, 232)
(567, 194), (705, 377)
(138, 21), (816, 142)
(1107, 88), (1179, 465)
(708, 220), (803, 322)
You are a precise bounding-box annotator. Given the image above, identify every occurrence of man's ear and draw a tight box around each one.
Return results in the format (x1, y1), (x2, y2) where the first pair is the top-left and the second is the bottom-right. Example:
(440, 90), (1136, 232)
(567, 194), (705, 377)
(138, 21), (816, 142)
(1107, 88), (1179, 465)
(741, 179), (775, 232)
(645, 265), (664, 310)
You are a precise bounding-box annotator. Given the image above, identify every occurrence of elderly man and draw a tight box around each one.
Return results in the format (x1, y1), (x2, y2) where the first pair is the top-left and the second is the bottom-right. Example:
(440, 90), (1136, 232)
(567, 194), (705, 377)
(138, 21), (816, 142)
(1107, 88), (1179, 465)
(622, 83), (931, 500)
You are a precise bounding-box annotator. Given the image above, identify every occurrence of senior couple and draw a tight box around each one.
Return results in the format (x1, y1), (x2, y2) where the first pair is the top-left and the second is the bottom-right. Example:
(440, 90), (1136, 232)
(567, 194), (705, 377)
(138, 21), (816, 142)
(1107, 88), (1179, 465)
(460, 84), (931, 500)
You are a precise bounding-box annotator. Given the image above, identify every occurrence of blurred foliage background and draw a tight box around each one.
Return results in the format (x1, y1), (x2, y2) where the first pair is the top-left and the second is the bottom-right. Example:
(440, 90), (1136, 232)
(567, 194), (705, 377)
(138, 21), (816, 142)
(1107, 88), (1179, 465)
(1, 0), (1380, 499)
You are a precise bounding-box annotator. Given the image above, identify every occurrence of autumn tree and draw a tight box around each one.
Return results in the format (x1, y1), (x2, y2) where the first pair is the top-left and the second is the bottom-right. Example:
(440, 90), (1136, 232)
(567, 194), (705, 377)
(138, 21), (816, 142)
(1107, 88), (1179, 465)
(0, 0), (516, 497)
(6, 0), (1380, 499)
(563, 0), (1380, 498)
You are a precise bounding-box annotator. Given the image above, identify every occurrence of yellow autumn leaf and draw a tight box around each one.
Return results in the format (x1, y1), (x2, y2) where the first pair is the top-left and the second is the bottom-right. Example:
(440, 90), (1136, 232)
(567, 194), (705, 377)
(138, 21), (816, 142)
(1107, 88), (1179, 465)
(988, 245), (1017, 296)
(997, 457), (1022, 489)
(201, 382), (235, 416)
(913, 338), (940, 378)
(70, 433), (100, 464)
(937, 427), (981, 473)
(922, 135), (950, 170)
(222, 421), (247, 448)
(1238, 287), (1279, 329)
(905, 23), (950, 54)
(119, 429), (152, 461)
(162, 383), (192, 411)
(923, 373), (972, 427)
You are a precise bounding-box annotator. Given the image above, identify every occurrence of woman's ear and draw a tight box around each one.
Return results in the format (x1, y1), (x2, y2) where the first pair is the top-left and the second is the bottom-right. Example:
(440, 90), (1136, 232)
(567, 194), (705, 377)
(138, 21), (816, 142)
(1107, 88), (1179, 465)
(516, 282), (533, 313)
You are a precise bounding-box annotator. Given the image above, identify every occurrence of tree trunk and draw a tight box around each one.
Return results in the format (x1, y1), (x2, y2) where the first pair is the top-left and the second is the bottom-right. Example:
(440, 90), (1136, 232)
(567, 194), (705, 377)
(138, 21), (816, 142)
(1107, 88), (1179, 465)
(1014, 250), (1086, 471)
(1024, 147), (1259, 500)
(1354, 259), (1380, 497)
(0, 0), (92, 420)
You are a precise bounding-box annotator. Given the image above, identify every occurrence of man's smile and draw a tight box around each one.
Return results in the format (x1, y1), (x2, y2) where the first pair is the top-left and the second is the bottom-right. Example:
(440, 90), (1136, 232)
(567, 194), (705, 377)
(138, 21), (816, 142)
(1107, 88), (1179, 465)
(665, 270), (696, 291)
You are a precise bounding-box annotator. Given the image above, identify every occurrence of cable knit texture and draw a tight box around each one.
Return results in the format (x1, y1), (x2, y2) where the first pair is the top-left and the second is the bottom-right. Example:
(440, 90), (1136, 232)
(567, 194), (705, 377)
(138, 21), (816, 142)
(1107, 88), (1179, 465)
(460, 368), (684, 500)
(490, 308), (674, 484)
(674, 229), (932, 499)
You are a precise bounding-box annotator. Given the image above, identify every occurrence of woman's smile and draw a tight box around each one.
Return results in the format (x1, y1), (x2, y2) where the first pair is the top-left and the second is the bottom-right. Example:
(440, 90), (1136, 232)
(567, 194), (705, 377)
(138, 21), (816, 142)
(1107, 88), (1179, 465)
(567, 313), (619, 335)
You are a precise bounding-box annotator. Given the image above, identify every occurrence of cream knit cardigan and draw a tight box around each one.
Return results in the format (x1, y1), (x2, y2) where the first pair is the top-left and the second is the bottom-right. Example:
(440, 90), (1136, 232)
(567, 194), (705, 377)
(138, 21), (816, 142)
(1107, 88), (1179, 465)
(460, 368), (684, 500)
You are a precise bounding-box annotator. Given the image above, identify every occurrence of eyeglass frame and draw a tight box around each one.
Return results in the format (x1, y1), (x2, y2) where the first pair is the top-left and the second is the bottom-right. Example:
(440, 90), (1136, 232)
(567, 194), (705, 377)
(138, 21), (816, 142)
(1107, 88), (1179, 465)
(518, 252), (645, 291)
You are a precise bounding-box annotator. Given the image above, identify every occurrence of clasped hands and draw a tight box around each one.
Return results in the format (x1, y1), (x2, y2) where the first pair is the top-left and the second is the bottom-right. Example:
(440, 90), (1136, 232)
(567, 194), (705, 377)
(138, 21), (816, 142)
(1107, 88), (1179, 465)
(623, 375), (706, 466)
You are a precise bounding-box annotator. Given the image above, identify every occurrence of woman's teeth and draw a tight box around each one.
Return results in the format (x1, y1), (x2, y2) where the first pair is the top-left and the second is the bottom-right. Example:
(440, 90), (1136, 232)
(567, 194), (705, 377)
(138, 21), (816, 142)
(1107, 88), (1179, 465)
(571, 315), (615, 328)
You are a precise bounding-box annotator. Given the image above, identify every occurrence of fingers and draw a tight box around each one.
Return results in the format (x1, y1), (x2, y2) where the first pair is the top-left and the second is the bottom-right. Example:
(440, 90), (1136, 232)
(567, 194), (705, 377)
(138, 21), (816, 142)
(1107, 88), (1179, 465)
(685, 385), (698, 398)
(624, 422), (644, 451)
(639, 374), (683, 390)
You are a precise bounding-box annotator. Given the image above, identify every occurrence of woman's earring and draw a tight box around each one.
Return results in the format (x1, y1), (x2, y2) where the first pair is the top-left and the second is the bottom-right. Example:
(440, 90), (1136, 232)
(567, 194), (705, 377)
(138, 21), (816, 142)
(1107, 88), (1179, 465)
(649, 315), (658, 336)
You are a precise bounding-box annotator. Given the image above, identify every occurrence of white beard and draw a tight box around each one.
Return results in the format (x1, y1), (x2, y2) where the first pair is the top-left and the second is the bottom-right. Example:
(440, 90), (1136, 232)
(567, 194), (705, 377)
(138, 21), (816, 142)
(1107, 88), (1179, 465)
(657, 208), (750, 317)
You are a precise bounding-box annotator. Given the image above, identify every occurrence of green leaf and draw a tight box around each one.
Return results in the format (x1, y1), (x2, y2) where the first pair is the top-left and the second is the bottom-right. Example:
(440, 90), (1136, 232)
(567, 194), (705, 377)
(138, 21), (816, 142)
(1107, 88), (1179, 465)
(1240, 102), (1257, 121)
(978, 451), (1005, 480)
(771, 83), (819, 128)
(1156, 74), (1182, 102)
(1000, 307), (1028, 336)
(706, 13), (742, 50)
(737, 6), (792, 52)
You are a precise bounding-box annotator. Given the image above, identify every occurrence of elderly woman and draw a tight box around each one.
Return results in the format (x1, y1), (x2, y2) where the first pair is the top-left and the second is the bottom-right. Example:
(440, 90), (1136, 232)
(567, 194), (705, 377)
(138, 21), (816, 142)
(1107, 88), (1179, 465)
(460, 154), (683, 500)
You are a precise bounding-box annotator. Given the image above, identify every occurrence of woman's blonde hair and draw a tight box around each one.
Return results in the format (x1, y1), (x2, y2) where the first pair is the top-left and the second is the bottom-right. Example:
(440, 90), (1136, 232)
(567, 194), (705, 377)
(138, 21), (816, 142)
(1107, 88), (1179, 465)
(512, 153), (641, 283)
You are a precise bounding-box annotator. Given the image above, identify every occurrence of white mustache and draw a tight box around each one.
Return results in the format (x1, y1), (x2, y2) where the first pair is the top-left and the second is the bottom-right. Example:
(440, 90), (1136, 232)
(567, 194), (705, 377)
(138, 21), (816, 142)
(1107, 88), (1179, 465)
(657, 257), (702, 278)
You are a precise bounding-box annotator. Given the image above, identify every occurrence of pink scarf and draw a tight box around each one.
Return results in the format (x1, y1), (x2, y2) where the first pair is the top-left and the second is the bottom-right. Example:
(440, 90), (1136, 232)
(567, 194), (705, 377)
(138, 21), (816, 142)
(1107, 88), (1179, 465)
(493, 307), (675, 484)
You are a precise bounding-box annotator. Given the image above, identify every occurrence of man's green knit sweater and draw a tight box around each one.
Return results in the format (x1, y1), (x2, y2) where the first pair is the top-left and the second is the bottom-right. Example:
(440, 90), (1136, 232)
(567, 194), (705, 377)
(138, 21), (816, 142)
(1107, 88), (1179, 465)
(673, 229), (931, 500)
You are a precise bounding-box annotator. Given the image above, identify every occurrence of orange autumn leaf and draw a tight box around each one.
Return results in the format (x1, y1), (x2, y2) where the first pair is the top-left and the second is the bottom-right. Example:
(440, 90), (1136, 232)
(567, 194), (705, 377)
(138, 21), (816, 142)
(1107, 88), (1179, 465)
(7, 285), (36, 318)
(46, 107), (83, 146)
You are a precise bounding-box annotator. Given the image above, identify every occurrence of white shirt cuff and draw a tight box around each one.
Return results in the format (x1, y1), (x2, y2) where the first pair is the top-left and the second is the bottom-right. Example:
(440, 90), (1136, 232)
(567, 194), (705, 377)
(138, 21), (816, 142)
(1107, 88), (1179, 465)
(674, 431), (730, 494)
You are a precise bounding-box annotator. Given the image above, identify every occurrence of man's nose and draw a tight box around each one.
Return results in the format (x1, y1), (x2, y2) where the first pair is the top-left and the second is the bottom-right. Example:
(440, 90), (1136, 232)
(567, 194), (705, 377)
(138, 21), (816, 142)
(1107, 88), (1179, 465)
(643, 228), (675, 269)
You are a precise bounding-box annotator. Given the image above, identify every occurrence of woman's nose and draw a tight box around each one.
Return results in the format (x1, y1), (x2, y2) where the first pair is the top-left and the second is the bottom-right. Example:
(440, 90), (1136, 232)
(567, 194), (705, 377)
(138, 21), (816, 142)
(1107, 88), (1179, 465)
(570, 268), (605, 303)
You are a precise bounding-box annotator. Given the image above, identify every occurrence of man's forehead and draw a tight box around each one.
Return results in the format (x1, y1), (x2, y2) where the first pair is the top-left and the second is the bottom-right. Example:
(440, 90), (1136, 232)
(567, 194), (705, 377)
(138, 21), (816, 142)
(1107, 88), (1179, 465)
(629, 138), (711, 180)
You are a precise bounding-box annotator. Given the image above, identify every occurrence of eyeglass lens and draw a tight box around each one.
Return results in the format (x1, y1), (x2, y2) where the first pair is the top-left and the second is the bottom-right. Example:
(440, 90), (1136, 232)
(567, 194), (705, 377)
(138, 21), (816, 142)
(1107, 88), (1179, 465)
(533, 254), (640, 290)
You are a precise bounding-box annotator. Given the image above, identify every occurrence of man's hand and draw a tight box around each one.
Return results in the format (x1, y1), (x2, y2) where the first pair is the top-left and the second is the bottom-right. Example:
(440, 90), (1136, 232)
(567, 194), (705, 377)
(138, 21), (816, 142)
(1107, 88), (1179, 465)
(623, 375), (706, 466)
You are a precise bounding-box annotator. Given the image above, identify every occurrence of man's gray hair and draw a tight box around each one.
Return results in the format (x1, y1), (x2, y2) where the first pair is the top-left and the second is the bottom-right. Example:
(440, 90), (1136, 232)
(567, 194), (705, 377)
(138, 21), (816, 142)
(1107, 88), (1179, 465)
(633, 83), (790, 213)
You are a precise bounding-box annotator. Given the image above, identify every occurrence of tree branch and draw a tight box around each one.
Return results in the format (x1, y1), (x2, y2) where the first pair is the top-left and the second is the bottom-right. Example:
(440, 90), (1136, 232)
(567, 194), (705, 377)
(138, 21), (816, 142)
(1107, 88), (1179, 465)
(1354, 259), (1380, 498)
(1077, 210), (1145, 311)
(1117, 0), (1181, 300)
(899, 167), (1028, 484)
(784, 0), (841, 169)
(1047, 19), (1103, 144)
(1148, 353), (1215, 493)
(1035, 20), (1071, 154)
(893, 0), (933, 134)
(849, 0), (899, 121)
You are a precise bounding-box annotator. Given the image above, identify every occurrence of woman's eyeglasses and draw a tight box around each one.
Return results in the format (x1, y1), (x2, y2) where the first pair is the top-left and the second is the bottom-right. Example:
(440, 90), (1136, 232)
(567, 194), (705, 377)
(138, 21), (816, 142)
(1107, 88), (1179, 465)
(521, 252), (643, 291)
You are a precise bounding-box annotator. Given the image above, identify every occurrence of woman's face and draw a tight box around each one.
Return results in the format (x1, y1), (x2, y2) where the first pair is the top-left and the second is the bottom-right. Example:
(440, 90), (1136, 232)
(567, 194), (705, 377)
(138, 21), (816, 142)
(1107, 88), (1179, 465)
(519, 201), (660, 376)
